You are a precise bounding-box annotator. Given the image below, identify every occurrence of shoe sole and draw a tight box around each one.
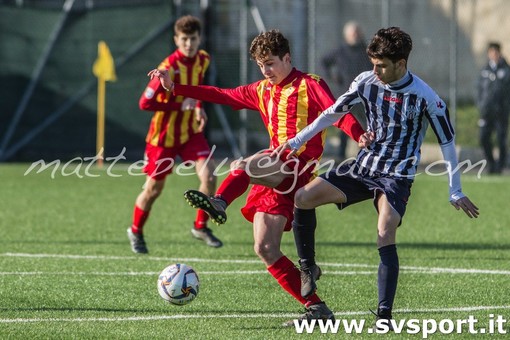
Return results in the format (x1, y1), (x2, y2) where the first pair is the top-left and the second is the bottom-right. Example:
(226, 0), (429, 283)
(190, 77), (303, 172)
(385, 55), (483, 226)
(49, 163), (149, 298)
(184, 190), (227, 225)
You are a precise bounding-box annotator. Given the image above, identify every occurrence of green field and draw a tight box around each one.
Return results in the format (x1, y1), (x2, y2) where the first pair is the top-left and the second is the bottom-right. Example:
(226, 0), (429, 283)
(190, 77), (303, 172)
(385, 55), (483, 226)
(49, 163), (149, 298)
(1, 162), (509, 339)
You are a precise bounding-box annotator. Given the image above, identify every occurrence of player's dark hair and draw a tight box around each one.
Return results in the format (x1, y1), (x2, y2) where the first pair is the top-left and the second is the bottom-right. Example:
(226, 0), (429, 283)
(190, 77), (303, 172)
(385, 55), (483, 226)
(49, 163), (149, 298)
(249, 29), (290, 61)
(488, 42), (501, 52)
(367, 27), (412, 63)
(174, 15), (201, 36)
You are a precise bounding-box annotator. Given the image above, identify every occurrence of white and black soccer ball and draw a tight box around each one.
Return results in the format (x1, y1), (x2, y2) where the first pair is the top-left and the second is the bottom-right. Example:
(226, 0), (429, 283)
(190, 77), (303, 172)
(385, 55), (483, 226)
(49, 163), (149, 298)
(157, 263), (199, 305)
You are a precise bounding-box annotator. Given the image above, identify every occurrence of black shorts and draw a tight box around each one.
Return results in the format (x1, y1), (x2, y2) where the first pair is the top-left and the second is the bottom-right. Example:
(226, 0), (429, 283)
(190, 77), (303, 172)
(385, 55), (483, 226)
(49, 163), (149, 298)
(320, 163), (413, 220)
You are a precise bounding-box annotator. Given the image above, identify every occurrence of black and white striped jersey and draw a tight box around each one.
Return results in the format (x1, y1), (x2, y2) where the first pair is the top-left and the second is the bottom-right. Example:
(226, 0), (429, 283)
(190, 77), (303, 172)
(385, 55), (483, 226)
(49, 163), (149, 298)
(292, 70), (454, 179)
(289, 70), (464, 199)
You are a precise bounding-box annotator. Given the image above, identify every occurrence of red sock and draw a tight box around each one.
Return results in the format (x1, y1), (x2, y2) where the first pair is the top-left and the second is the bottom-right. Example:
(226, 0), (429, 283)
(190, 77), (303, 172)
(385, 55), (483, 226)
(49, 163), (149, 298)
(194, 209), (209, 229)
(267, 256), (322, 307)
(216, 169), (251, 205)
(131, 205), (150, 234)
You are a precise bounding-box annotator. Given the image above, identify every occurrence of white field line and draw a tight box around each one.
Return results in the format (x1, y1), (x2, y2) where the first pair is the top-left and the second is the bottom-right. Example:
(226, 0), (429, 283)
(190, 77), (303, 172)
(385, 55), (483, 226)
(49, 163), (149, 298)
(2, 252), (510, 275)
(1, 305), (510, 324)
(0, 270), (377, 276)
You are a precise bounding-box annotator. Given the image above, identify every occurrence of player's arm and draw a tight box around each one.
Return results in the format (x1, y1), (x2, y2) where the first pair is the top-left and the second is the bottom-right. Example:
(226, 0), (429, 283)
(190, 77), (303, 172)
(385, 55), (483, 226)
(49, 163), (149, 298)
(148, 68), (257, 110)
(334, 113), (366, 143)
(290, 79), (364, 151)
(312, 76), (366, 143)
(428, 97), (479, 218)
(439, 140), (479, 218)
(139, 76), (175, 111)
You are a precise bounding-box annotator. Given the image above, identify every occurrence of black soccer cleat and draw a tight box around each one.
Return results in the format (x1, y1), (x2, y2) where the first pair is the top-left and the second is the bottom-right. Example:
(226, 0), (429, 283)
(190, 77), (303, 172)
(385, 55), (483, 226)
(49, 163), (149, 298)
(282, 302), (335, 327)
(371, 307), (394, 332)
(184, 190), (227, 225)
(299, 263), (322, 298)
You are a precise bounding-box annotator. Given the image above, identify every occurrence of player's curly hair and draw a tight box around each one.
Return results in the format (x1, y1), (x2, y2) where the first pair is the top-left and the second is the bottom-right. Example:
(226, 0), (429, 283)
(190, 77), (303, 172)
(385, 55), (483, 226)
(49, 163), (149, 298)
(367, 27), (412, 63)
(174, 15), (201, 36)
(249, 29), (290, 61)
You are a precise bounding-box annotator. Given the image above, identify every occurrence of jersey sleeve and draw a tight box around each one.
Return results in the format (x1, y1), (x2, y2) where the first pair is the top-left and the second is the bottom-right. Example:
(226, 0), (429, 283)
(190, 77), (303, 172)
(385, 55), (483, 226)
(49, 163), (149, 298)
(440, 140), (465, 201)
(288, 74), (365, 150)
(139, 76), (174, 111)
(425, 91), (463, 201)
(334, 113), (364, 142)
(425, 95), (455, 145)
(173, 83), (260, 111)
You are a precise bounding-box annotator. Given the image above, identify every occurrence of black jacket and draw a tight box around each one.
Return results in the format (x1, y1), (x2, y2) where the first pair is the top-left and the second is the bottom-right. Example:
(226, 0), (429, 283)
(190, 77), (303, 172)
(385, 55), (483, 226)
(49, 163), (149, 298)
(477, 57), (510, 115)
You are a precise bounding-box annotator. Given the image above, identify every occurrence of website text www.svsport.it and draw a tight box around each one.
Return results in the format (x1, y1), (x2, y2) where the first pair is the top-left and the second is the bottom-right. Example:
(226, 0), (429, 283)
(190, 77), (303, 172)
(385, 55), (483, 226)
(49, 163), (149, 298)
(293, 315), (507, 338)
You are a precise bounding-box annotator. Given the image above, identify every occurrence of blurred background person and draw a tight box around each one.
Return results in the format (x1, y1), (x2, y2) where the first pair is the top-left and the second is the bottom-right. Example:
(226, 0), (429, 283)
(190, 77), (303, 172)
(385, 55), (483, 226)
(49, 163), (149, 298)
(321, 21), (372, 161)
(476, 42), (510, 174)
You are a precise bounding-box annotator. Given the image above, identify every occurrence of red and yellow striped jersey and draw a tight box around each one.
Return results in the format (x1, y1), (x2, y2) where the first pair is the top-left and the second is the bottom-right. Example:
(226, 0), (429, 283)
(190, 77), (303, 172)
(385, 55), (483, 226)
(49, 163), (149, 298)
(139, 49), (210, 148)
(173, 68), (363, 163)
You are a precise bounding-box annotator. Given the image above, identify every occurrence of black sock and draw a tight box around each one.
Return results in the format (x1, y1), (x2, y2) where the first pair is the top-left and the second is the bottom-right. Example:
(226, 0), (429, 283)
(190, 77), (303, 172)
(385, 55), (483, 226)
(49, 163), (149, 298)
(377, 244), (399, 313)
(292, 207), (317, 270)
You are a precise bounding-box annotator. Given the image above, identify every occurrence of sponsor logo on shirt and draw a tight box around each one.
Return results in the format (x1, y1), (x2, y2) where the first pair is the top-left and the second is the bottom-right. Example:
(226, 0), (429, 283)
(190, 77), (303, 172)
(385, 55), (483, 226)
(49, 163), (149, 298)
(384, 95), (403, 104)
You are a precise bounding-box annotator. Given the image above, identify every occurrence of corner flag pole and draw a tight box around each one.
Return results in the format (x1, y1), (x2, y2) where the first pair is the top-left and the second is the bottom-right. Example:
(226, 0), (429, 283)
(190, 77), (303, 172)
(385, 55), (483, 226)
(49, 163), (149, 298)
(92, 41), (116, 168)
(96, 75), (106, 167)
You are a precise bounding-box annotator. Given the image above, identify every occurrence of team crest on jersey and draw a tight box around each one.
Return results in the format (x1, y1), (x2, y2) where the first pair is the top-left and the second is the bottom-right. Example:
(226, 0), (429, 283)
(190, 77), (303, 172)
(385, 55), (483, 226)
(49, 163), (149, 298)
(404, 105), (420, 120)
(144, 87), (155, 99)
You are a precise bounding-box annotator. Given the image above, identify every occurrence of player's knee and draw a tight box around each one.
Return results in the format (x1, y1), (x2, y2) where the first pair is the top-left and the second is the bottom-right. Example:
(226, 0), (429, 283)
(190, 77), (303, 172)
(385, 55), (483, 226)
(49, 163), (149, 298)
(230, 159), (247, 171)
(144, 183), (164, 201)
(253, 242), (275, 262)
(294, 187), (315, 209)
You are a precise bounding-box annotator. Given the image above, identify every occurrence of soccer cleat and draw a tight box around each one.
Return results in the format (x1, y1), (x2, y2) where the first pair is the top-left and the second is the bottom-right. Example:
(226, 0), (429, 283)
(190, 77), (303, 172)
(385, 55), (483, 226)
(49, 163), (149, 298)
(127, 228), (148, 254)
(371, 308), (394, 332)
(184, 190), (227, 225)
(191, 226), (223, 248)
(282, 302), (335, 327)
(299, 263), (322, 298)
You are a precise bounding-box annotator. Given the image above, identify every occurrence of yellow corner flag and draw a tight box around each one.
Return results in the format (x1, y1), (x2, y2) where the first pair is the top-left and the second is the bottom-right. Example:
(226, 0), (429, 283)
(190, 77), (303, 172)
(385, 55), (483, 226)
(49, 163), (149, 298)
(93, 41), (117, 81)
(93, 41), (116, 168)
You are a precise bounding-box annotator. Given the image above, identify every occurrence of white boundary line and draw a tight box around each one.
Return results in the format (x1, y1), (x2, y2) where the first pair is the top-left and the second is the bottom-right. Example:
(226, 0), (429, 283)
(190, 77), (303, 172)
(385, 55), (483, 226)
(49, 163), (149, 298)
(1, 305), (510, 324)
(2, 253), (510, 325)
(3, 253), (510, 275)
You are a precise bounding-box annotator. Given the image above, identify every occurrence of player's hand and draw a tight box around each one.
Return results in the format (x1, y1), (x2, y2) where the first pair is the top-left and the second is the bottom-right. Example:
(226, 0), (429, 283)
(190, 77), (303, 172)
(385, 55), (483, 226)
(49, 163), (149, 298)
(182, 98), (198, 111)
(358, 131), (375, 148)
(195, 108), (207, 132)
(451, 196), (479, 218)
(147, 68), (174, 91)
(271, 142), (296, 159)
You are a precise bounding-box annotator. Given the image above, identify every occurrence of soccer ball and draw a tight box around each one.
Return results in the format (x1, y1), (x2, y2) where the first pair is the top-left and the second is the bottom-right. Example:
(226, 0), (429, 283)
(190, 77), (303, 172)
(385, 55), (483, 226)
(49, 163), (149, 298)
(157, 263), (199, 305)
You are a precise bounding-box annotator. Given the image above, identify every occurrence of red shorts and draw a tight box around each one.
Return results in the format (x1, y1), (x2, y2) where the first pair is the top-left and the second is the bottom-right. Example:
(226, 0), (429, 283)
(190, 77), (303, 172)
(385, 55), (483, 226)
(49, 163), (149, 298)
(240, 149), (316, 231)
(143, 133), (211, 180)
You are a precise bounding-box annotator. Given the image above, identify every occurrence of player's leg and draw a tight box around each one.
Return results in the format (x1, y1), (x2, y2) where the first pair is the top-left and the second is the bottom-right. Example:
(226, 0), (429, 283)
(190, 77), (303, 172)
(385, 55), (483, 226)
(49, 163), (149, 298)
(128, 144), (174, 254)
(184, 150), (289, 224)
(252, 212), (334, 326)
(495, 111), (508, 172)
(479, 115), (496, 172)
(180, 134), (223, 247)
(128, 176), (166, 254)
(293, 176), (347, 297)
(373, 192), (403, 324)
(191, 156), (222, 247)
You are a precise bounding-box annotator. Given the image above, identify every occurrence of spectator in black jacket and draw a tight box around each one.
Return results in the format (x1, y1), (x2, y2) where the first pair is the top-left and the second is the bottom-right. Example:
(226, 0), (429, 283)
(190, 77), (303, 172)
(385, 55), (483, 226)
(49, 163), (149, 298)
(477, 42), (510, 174)
(321, 21), (372, 160)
